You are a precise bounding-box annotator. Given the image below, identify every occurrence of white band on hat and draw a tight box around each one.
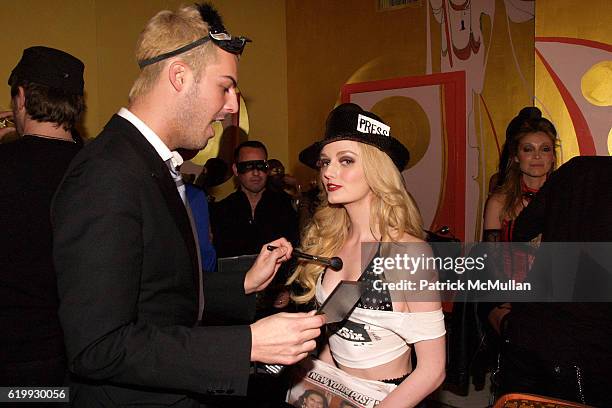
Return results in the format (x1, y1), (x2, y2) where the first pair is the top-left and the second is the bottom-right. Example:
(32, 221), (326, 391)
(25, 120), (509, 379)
(357, 114), (390, 136)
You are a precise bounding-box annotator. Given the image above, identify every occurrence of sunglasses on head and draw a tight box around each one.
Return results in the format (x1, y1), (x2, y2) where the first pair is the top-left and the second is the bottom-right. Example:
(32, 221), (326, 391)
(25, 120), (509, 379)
(209, 30), (251, 55)
(236, 160), (269, 174)
(138, 29), (251, 69)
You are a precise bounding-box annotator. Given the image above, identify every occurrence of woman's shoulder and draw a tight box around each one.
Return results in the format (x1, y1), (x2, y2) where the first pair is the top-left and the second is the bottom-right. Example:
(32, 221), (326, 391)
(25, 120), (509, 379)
(381, 232), (431, 257)
(483, 193), (510, 230)
(386, 228), (425, 243)
(486, 192), (507, 207)
(397, 232), (425, 243)
(484, 193), (507, 218)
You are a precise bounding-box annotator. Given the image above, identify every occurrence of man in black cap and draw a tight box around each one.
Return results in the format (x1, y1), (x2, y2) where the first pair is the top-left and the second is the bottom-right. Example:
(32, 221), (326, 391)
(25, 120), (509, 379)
(0, 46), (85, 386)
(51, 3), (323, 407)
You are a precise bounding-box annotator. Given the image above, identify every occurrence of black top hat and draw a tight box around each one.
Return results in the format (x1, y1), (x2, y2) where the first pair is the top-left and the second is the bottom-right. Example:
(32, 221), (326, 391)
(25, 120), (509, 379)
(8, 46), (84, 95)
(299, 103), (410, 170)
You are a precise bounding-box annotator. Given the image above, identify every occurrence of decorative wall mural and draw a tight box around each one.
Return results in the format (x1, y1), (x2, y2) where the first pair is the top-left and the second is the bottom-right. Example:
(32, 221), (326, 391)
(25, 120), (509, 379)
(428, 0), (535, 240)
(287, 0), (609, 245)
(535, 37), (612, 156)
(342, 72), (467, 240)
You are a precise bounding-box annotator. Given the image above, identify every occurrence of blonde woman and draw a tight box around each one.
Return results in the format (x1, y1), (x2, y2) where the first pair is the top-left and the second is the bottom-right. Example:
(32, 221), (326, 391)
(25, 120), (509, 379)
(289, 103), (446, 408)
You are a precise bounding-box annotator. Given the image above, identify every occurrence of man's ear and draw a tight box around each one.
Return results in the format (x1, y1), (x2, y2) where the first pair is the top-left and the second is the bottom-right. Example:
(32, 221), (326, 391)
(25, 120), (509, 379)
(168, 61), (190, 92)
(15, 87), (26, 111)
(232, 163), (238, 177)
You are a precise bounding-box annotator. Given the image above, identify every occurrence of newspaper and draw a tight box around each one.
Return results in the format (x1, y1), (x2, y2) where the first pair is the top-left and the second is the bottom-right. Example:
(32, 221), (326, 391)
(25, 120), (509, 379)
(286, 357), (396, 408)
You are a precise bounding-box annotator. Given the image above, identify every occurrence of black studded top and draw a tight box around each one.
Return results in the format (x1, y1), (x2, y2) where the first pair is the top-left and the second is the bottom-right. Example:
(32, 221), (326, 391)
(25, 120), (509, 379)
(356, 245), (393, 311)
(321, 244), (393, 312)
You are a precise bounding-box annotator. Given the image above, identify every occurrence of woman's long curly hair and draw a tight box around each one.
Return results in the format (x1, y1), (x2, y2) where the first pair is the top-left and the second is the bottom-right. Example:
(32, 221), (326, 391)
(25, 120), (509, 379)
(495, 109), (558, 221)
(288, 143), (424, 303)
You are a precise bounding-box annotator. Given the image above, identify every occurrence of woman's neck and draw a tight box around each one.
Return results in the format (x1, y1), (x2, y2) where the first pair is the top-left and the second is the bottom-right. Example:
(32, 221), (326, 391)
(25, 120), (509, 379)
(521, 173), (547, 191)
(344, 195), (377, 242)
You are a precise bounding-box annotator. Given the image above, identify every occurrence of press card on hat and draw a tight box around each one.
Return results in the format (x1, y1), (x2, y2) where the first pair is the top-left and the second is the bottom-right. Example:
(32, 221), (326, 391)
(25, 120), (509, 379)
(357, 114), (390, 136)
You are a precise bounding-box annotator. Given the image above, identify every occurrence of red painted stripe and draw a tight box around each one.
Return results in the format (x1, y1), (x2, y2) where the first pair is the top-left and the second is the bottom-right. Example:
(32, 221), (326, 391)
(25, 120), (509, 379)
(442, 0), (454, 68)
(478, 94), (500, 155)
(535, 36), (612, 53)
(535, 48), (596, 155)
(341, 72), (466, 98)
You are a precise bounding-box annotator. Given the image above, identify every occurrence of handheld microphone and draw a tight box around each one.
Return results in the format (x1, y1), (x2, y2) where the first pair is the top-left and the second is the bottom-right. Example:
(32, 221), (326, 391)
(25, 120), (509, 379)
(266, 246), (343, 271)
(261, 247), (344, 376)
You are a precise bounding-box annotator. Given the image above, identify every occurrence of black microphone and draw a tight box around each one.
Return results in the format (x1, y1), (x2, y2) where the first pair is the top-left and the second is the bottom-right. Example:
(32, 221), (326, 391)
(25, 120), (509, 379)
(266, 246), (343, 271)
(260, 247), (343, 376)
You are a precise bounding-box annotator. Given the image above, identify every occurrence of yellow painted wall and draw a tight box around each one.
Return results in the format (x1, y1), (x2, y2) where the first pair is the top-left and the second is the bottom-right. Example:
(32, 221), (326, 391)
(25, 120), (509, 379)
(535, 0), (612, 161)
(0, 0), (101, 135)
(0, 0), (288, 164)
(286, 0), (428, 182)
(212, 0), (289, 165)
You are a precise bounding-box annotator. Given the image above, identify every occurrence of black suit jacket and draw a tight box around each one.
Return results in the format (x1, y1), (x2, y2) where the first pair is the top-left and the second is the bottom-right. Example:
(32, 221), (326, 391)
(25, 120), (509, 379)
(52, 115), (256, 407)
(509, 156), (612, 371)
(211, 188), (299, 258)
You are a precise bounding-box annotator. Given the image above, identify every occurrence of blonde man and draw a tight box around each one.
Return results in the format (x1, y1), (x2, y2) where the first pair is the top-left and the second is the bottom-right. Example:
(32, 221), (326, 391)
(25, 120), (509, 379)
(52, 3), (324, 407)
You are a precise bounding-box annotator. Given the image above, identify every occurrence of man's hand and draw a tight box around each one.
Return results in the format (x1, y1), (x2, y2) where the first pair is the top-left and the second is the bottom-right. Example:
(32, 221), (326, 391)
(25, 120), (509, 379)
(244, 238), (292, 294)
(250, 311), (325, 364)
(0, 111), (16, 141)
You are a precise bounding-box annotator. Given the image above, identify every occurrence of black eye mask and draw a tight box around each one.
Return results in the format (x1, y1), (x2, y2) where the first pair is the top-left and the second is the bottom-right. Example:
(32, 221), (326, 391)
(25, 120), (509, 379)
(236, 160), (268, 174)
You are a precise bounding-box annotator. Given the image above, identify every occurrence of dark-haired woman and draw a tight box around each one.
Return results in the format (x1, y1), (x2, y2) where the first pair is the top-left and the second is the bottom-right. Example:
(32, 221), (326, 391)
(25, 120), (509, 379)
(484, 107), (556, 241)
(483, 108), (557, 289)
(488, 107), (549, 193)
(481, 108), (557, 399)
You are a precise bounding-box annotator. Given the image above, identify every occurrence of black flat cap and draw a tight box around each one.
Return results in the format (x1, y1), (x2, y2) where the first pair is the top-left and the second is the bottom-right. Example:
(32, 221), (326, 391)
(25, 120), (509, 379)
(8, 46), (84, 95)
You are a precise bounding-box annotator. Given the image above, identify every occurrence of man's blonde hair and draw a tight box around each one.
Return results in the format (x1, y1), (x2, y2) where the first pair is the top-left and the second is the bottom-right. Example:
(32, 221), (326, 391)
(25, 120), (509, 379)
(129, 4), (216, 103)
